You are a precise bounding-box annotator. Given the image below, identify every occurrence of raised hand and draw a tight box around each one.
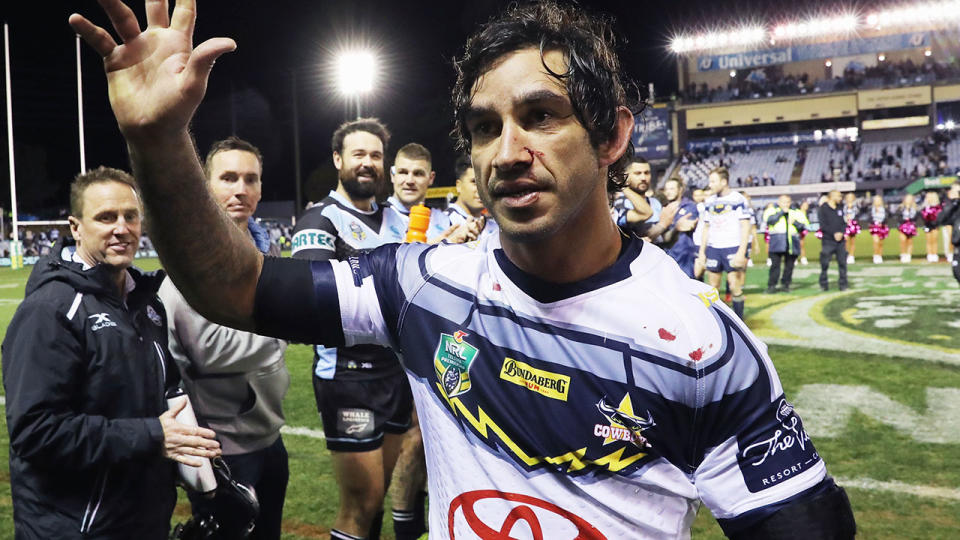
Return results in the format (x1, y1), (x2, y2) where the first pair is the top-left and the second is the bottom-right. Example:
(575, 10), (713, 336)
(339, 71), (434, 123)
(69, 0), (236, 140)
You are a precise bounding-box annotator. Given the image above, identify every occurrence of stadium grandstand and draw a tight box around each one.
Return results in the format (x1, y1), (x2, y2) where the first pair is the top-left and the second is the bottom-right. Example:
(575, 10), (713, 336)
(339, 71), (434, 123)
(638, 0), (960, 206)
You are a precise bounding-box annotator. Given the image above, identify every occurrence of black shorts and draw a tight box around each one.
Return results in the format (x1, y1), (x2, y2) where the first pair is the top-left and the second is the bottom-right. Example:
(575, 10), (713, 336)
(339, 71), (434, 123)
(313, 372), (413, 452)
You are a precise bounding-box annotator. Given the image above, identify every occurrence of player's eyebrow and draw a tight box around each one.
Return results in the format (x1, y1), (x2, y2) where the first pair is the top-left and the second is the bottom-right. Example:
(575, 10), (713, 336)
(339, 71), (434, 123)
(465, 88), (571, 122)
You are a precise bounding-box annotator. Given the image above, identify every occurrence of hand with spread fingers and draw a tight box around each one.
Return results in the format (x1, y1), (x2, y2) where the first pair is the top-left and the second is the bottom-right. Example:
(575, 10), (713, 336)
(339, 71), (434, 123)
(69, 0), (236, 139)
(159, 396), (222, 467)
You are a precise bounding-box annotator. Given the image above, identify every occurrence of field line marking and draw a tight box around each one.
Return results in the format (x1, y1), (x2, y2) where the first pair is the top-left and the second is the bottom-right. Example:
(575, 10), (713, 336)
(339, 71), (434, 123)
(280, 425), (326, 439)
(757, 293), (960, 365)
(836, 476), (960, 501)
(808, 292), (960, 356)
(0, 396), (957, 500)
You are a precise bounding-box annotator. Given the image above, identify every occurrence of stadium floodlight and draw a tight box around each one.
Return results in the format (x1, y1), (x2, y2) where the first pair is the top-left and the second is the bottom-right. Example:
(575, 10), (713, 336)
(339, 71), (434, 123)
(773, 13), (858, 40)
(878, 53), (886, 62)
(869, 1), (960, 29)
(825, 60), (833, 67)
(335, 50), (376, 96)
(947, 120), (956, 130)
(925, 49), (933, 57)
(669, 26), (765, 54)
(730, 70), (737, 78)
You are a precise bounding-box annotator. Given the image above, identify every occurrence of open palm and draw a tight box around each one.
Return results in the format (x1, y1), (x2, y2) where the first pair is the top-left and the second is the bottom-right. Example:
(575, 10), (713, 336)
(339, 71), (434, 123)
(69, 0), (235, 138)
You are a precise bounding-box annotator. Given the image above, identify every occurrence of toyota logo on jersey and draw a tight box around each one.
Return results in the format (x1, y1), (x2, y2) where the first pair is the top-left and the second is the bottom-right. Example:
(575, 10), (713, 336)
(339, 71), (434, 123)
(448, 490), (606, 540)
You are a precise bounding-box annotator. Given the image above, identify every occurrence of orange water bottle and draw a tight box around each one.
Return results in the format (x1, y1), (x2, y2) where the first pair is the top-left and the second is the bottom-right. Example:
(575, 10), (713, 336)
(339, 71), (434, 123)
(405, 205), (431, 243)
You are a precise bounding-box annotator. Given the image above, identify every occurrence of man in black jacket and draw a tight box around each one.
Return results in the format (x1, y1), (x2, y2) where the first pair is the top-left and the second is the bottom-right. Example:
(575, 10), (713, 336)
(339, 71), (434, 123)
(818, 190), (848, 291)
(938, 183), (960, 284)
(2, 167), (221, 539)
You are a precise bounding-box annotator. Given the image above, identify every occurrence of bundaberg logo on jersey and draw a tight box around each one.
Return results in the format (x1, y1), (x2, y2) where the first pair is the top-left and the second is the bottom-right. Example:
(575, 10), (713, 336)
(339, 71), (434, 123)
(499, 358), (570, 401)
(434, 330), (478, 398)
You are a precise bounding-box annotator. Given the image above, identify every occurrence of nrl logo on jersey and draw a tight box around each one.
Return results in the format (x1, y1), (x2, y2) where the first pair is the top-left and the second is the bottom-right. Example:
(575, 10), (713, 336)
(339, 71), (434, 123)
(348, 222), (366, 241)
(434, 330), (478, 398)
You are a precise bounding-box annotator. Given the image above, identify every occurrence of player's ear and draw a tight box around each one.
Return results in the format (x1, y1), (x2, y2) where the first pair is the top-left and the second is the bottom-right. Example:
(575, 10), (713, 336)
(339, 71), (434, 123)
(597, 106), (633, 169)
(333, 151), (343, 171)
(68, 216), (81, 240)
(428, 171), (436, 187)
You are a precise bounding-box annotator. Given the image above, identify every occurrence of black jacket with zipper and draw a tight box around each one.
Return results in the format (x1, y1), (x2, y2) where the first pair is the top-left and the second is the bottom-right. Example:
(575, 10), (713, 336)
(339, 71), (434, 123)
(2, 240), (178, 539)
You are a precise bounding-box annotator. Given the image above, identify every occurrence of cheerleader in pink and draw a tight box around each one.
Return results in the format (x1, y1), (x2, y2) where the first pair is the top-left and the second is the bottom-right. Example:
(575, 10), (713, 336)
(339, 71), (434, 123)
(921, 191), (942, 262)
(898, 194), (919, 263)
(868, 196), (889, 264)
(843, 192), (861, 264)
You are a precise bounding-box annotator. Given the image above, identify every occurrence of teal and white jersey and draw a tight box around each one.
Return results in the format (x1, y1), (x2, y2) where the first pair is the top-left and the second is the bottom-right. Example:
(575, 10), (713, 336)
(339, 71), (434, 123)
(444, 203), (499, 241)
(385, 195), (452, 242)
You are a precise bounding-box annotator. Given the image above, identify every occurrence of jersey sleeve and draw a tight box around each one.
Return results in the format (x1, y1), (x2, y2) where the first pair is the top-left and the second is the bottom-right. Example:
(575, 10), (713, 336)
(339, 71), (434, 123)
(253, 243), (408, 348)
(291, 207), (338, 261)
(691, 306), (827, 535)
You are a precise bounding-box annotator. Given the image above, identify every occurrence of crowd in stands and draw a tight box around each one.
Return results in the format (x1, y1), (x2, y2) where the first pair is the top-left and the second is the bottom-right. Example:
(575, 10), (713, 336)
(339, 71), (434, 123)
(672, 144), (798, 188)
(803, 130), (960, 183)
(682, 57), (960, 105)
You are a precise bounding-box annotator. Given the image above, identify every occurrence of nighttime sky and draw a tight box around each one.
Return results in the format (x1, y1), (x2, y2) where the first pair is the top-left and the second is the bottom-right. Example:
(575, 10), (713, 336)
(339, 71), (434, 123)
(2, 0), (853, 217)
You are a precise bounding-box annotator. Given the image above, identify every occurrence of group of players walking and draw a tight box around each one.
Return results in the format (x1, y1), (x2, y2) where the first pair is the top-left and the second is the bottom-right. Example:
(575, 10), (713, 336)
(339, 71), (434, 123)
(612, 163), (960, 302)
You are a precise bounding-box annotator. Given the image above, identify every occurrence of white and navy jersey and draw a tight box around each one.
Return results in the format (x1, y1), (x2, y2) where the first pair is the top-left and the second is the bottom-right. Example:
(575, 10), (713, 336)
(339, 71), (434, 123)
(702, 191), (750, 249)
(257, 234), (830, 538)
(291, 191), (407, 380)
(385, 196), (452, 242)
(692, 201), (706, 247)
(444, 203), (499, 240)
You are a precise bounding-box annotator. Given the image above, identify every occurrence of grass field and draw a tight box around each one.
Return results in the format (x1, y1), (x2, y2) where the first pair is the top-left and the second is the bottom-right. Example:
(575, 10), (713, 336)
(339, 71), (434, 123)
(0, 233), (957, 539)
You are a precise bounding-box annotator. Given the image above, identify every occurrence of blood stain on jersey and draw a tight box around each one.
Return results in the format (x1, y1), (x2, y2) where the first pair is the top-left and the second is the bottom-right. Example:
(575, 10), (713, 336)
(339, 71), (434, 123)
(688, 348), (704, 361)
(658, 328), (677, 341)
(492, 282), (501, 292)
(434, 331), (479, 398)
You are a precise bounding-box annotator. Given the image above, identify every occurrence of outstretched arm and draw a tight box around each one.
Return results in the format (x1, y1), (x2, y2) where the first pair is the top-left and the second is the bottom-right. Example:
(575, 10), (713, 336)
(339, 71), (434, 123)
(70, 0), (257, 330)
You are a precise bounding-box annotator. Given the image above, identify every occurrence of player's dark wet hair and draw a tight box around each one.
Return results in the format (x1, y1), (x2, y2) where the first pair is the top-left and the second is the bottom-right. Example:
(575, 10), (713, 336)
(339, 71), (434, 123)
(451, 0), (640, 193)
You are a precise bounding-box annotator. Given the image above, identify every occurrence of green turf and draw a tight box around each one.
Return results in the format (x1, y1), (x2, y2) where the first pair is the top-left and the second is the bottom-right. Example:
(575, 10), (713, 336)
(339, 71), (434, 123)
(0, 249), (956, 539)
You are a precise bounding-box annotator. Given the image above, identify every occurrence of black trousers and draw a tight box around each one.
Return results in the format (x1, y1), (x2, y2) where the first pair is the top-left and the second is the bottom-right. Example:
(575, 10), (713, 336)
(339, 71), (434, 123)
(953, 246), (960, 285)
(768, 252), (797, 288)
(819, 239), (848, 290)
(189, 436), (289, 540)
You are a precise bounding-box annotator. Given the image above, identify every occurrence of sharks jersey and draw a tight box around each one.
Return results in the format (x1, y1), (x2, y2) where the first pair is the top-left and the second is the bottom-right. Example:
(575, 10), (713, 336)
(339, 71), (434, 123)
(444, 204), (500, 241)
(703, 191), (750, 249)
(385, 196), (452, 242)
(291, 190), (408, 380)
(258, 233), (831, 538)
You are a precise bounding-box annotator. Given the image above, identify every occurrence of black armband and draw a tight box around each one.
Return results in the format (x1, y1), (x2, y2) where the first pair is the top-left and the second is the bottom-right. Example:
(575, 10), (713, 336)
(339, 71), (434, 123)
(253, 256), (345, 346)
(730, 478), (856, 540)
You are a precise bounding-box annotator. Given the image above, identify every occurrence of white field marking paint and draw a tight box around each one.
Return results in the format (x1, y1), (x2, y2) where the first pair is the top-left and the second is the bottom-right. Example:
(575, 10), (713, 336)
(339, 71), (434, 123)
(0, 299), (21, 306)
(916, 267), (950, 276)
(0, 283), (19, 288)
(835, 477), (960, 501)
(280, 425), (326, 439)
(0, 396), (955, 499)
(874, 319), (910, 328)
(794, 384), (960, 444)
(759, 294), (960, 365)
(949, 320), (960, 329)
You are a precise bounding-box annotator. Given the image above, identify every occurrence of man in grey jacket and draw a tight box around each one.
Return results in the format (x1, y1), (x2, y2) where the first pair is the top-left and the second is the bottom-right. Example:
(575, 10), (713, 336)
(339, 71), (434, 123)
(159, 137), (289, 539)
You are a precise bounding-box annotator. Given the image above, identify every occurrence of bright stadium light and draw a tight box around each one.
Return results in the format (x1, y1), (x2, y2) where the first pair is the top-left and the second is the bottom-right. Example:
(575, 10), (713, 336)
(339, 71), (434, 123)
(947, 120), (956, 130)
(878, 53), (886, 62)
(336, 50), (376, 95)
(669, 26), (765, 54)
(869, 1), (960, 29)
